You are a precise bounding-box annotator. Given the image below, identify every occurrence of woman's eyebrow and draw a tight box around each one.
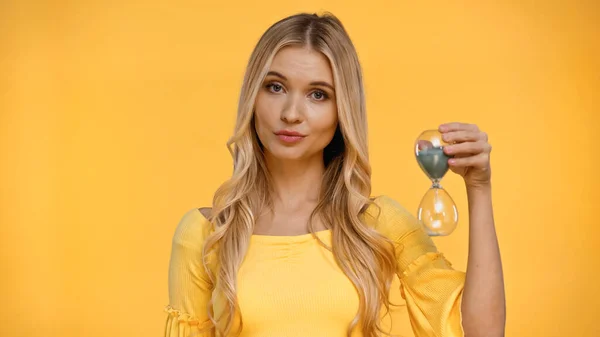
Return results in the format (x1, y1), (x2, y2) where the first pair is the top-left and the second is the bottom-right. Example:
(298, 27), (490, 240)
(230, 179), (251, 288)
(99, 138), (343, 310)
(266, 71), (334, 91)
(266, 71), (287, 81)
(310, 81), (335, 91)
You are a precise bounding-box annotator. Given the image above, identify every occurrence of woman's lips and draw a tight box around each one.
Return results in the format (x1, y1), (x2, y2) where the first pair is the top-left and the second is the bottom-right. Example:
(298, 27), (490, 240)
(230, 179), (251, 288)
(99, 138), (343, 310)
(274, 130), (306, 143)
(276, 134), (305, 143)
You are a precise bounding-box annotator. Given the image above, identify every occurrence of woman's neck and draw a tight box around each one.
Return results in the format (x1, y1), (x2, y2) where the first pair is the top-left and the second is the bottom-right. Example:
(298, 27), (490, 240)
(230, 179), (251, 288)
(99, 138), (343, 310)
(265, 153), (324, 210)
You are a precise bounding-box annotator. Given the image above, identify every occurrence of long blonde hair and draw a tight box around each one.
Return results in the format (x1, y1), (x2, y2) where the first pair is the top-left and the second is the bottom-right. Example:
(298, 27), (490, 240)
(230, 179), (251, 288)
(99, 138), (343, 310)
(201, 12), (398, 337)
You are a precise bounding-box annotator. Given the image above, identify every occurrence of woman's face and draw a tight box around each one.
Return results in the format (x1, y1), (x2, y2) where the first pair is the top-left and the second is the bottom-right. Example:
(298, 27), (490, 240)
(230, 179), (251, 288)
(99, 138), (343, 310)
(254, 45), (338, 163)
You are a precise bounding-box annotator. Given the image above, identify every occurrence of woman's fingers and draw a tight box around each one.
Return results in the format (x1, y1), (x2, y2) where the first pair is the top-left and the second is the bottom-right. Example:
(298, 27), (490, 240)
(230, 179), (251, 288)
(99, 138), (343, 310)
(439, 122), (479, 133)
(442, 130), (487, 143)
(444, 141), (492, 155)
(448, 152), (490, 168)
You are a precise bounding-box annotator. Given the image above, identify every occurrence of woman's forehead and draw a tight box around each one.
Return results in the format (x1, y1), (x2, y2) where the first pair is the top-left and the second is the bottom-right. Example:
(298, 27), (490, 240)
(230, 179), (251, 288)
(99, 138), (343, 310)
(269, 46), (333, 84)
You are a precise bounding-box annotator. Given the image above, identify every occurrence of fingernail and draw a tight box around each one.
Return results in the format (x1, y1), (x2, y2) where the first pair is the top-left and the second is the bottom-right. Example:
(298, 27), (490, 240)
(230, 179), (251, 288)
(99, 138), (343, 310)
(445, 146), (453, 153)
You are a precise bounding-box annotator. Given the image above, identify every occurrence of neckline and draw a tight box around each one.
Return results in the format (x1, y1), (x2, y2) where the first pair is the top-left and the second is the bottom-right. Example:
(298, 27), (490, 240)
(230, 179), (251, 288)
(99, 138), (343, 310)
(251, 228), (331, 243)
(193, 208), (332, 243)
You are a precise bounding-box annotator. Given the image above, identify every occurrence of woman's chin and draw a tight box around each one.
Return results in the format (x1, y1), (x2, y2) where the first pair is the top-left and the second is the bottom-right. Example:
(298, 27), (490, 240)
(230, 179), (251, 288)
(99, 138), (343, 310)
(266, 146), (310, 162)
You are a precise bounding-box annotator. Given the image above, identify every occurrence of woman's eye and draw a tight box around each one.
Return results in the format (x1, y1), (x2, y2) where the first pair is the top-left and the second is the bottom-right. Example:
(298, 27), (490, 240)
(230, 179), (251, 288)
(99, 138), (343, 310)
(311, 90), (328, 100)
(266, 83), (283, 93)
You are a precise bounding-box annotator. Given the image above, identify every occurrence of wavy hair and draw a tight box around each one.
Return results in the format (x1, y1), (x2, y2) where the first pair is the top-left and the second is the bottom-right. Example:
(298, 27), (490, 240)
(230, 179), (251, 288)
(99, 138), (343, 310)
(201, 12), (399, 337)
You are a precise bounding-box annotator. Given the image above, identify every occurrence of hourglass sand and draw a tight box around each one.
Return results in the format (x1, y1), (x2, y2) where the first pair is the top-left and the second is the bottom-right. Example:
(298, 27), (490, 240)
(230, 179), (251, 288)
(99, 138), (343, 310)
(415, 130), (458, 236)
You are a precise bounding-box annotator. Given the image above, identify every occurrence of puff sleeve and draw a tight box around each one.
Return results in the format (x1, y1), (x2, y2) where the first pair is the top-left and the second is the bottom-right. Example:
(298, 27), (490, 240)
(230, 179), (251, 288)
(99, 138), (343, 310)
(164, 208), (215, 337)
(374, 196), (466, 337)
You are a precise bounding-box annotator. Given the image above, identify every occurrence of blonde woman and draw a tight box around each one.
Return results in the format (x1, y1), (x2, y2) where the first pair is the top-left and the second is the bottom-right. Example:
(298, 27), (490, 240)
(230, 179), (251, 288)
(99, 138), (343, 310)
(164, 12), (505, 337)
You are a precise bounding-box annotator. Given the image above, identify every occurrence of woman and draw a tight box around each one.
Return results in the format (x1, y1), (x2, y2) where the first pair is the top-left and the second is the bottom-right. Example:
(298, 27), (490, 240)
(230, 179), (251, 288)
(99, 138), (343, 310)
(164, 12), (505, 337)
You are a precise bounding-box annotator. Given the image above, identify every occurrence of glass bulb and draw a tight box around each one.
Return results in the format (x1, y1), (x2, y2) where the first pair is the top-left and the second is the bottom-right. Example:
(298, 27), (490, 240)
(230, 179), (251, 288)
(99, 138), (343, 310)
(414, 129), (459, 236)
(417, 186), (458, 236)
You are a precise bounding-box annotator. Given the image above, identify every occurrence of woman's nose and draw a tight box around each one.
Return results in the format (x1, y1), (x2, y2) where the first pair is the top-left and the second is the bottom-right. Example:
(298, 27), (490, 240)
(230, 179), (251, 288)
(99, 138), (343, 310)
(280, 94), (304, 124)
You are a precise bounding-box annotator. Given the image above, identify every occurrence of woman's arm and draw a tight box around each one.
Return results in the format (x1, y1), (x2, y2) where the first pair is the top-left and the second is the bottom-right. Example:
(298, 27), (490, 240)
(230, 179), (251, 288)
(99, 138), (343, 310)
(461, 184), (505, 336)
(440, 122), (506, 336)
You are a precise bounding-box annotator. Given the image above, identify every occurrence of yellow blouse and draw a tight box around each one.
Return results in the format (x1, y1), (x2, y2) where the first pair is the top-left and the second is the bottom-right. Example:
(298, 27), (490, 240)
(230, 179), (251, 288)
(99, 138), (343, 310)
(164, 195), (466, 337)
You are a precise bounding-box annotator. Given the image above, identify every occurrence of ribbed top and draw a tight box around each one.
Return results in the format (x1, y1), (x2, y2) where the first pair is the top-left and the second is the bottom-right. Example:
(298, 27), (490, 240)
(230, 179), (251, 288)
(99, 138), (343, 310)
(249, 228), (332, 244)
(164, 195), (467, 337)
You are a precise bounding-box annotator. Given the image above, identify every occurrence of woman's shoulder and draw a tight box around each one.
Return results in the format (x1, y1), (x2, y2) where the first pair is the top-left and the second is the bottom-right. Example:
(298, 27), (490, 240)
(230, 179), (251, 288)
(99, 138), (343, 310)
(364, 195), (422, 242)
(365, 195), (414, 220)
(171, 207), (215, 248)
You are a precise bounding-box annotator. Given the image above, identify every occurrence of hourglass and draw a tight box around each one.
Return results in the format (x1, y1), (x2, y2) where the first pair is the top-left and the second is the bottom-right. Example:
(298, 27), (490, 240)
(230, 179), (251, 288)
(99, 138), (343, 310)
(414, 130), (458, 236)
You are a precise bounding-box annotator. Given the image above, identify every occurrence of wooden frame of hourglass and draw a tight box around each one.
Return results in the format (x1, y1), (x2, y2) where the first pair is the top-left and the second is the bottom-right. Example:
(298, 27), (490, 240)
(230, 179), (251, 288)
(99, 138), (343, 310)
(414, 129), (459, 236)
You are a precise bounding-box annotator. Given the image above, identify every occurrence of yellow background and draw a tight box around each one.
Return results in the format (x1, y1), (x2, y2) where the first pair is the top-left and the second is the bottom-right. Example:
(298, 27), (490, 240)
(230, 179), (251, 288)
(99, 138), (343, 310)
(1, 1), (598, 336)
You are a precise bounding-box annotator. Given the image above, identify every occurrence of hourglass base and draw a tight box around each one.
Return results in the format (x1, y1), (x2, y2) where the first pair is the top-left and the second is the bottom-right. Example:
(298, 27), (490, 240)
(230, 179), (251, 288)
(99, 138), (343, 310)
(417, 186), (459, 236)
